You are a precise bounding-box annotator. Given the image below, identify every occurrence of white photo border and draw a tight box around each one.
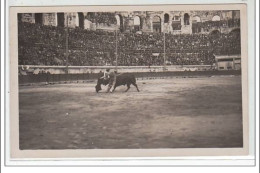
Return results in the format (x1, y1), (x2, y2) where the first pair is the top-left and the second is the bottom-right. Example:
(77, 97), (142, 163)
(3, 0), (257, 166)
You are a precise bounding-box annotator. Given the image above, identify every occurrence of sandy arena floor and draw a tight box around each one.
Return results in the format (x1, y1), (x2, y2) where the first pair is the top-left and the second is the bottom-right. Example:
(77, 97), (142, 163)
(19, 76), (243, 149)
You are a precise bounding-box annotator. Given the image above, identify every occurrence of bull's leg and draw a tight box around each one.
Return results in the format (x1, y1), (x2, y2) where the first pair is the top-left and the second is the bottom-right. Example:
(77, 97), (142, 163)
(112, 85), (117, 92)
(111, 79), (117, 92)
(132, 83), (140, 92)
(106, 85), (112, 93)
(125, 83), (130, 92)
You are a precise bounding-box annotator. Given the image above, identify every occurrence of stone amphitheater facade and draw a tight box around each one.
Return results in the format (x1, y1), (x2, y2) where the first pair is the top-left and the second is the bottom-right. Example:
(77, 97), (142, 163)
(19, 10), (240, 35)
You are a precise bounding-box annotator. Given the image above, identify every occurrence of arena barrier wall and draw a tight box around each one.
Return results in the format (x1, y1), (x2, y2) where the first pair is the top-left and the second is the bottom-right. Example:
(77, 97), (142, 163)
(18, 69), (241, 85)
(18, 65), (216, 75)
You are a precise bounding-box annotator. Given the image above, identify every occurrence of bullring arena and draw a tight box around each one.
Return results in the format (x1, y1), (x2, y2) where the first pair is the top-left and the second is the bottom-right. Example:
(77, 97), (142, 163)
(19, 72), (243, 149)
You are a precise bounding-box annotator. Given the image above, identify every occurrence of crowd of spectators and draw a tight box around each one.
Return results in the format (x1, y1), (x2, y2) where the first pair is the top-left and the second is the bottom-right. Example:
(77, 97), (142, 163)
(18, 21), (241, 66)
(194, 19), (240, 32)
(86, 12), (117, 26)
(18, 22), (66, 65)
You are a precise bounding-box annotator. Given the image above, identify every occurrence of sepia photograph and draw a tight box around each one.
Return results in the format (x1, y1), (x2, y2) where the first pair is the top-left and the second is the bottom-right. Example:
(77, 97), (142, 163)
(9, 4), (249, 158)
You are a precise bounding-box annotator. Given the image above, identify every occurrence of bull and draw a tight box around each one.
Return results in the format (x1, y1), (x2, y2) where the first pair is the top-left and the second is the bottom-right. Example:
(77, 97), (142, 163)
(95, 73), (140, 93)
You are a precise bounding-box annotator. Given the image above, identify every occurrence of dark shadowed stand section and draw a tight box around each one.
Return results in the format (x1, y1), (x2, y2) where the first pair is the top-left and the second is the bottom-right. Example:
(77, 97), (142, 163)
(163, 31), (166, 71)
(115, 25), (118, 71)
(66, 14), (69, 74)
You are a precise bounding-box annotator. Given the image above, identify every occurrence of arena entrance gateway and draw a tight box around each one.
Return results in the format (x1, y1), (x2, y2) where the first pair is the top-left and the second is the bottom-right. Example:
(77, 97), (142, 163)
(215, 55), (241, 70)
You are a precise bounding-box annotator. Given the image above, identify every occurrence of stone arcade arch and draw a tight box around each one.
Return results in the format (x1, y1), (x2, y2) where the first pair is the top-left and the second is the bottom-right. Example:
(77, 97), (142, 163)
(78, 12), (84, 29)
(230, 28), (240, 33)
(57, 13), (65, 27)
(192, 15), (201, 33)
(210, 29), (221, 37)
(212, 15), (221, 21)
(115, 14), (124, 32)
(192, 16), (201, 23)
(172, 15), (181, 31)
(184, 13), (190, 25)
(164, 13), (169, 23)
(134, 16), (142, 31)
(35, 13), (43, 25)
(229, 28), (240, 38)
(152, 15), (161, 33)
